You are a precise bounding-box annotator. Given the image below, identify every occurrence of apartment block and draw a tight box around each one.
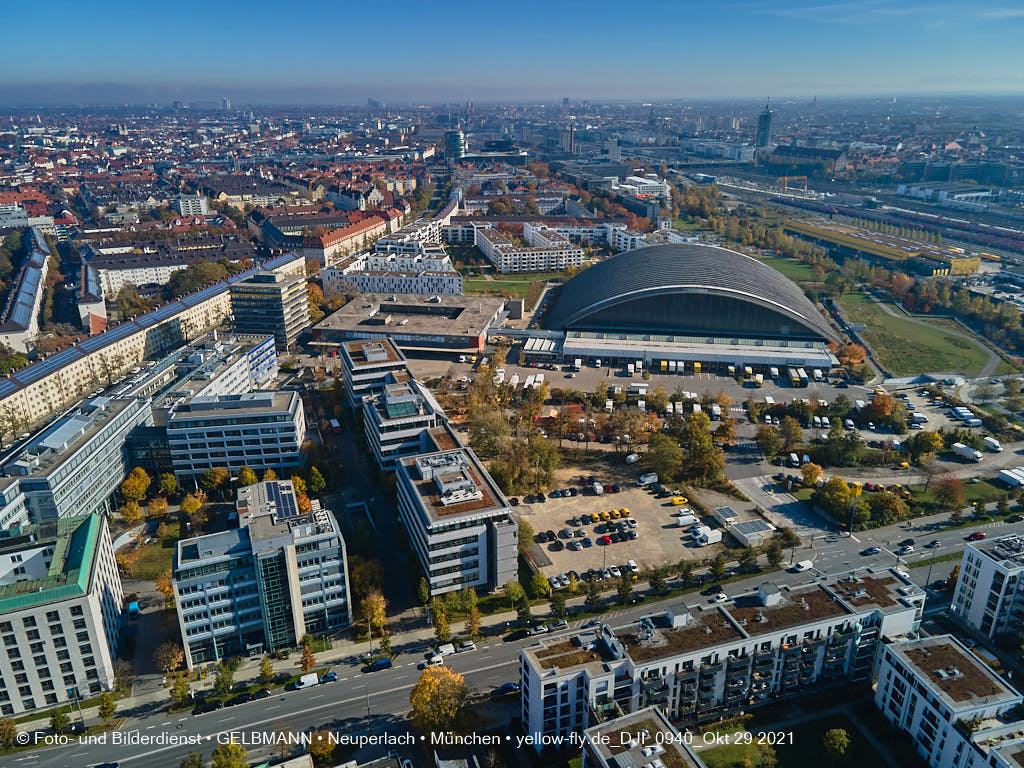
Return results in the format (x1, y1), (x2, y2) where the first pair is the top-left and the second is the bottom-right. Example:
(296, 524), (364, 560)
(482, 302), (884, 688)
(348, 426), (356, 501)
(582, 706), (706, 768)
(362, 378), (447, 469)
(229, 270), (310, 352)
(476, 226), (583, 274)
(173, 480), (351, 667)
(0, 514), (123, 715)
(166, 391), (306, 481)
(395, 441), (518, 596)
(338, 338), (411, 408)
(950, 534), (1024, 642)
(875, 635), (1024, 768)
(323, 248), (463, 296)
(1, 397), (152, 522)
(521, 569), (923, 747)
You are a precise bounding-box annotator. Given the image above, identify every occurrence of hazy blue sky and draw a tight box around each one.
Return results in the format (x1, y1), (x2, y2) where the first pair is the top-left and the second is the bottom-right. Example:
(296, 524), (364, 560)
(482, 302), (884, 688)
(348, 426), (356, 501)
(2, 0), (1023, 103)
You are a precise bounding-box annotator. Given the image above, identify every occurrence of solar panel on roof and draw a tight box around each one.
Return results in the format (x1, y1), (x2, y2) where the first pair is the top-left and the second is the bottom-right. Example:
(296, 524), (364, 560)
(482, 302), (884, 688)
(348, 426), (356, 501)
(12, 348), (83, 384)
(76, 323), (136, 353)
(9, 303), (33, 329)
(0, 380), (19, 397)
(180, 284), (226, 307)
(135, 302), (184, 328)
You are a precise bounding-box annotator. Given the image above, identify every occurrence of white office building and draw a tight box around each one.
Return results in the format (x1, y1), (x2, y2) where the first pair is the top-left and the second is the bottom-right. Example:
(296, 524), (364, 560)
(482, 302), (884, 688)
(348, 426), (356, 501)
(395, 443), (518, 596)
(338, 338), (411, 408)
(362, 379), (447, 469)
(0, 514), (123, 715)
(166, 391), (306, 481)
(1, 397), (153, 522)
(173, 480), (351, 667)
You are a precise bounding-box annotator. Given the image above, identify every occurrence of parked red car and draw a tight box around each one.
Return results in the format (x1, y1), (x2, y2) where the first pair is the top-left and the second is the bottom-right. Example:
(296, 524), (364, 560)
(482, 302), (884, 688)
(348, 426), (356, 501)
(598, 535), (612, 545)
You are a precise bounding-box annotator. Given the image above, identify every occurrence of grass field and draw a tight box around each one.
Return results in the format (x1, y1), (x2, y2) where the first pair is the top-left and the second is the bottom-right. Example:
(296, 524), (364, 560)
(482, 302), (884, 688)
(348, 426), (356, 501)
(133, 520), (179, 581)
(701, 713), (889, 768)
(839, 292), (992, 376)
(759, 255), (819, 285)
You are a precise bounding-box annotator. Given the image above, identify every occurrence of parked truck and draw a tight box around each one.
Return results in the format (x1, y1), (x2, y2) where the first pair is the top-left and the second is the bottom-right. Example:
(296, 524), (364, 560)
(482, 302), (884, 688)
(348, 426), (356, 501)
(710, 403), (721, 420)
(952, 442), (984, 462)
(638, 473), (659, 486)
(695, 527), (723, 546)
(984, 436), (1003, 452)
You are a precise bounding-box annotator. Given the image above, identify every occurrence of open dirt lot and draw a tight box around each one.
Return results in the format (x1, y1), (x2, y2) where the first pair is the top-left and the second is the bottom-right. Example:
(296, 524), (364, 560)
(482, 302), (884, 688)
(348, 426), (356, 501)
(515, 483), (730, 577)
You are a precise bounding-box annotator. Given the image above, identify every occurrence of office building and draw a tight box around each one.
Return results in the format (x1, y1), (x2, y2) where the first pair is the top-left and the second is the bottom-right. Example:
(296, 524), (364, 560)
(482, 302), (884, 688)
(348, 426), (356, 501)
(521, 569), (923, 747)
(755, 102), (773, 147)
(951, 534), (1024, 642)
(395, 442), (518, 596)
(338, 338), (411, 408)
(313, 293), (506, 353)
(0, 514), (123, 715)
(173, 480), (351, 667)
(166, 391), (306, 482)
(875, 635), (1024, 768)
(1, 398), (152, 522)
(230, 271), (310, 351)
(444, 129), (466, 162)
(362, 379), (447, 469)
(582, 706), (706, 768)
(0, 251), (303, 437)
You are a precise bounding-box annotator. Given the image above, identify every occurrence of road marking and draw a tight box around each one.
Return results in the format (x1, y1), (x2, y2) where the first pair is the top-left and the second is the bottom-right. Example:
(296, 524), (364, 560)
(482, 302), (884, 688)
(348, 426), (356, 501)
(309, 694), (324, 700)
(266, 705), (280, 710)
(146, 724), (156, 729)
(161, 721), (171, 725)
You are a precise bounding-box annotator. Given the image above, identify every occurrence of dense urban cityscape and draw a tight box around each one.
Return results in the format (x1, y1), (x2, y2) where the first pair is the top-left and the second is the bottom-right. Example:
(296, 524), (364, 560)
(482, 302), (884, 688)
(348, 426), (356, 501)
(2, 4), (1024, 768)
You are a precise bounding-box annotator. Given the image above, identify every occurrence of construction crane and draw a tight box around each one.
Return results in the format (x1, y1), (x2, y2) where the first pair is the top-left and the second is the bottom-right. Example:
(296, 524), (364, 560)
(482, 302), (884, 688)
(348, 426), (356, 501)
(776, 176), (808, 191)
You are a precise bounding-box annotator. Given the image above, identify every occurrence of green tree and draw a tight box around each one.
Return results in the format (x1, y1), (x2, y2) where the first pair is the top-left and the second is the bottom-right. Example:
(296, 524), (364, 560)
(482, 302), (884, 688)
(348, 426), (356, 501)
(549, 591), (567, 618)
(998, 495), (1011, 517)
(158, 472), (178, 496)
(779, 416), (803, 450)
(585, 579), (602, 610)
(616, 577), (633, 605)
(180, 752), (203, 768)
(679, 560), (695, 586)
(680, 411), (726, 484)
(417, 578), (430, 607)
(646, 432), (684, 482)
(170, 672), (191, 704)
(531, 572), (550, 598)
(259, 656), (274, 684)
(505, 580), (525, 608)
(211, 742), (249, 768)
(756, 425), (782, 458)
(432, 603), (450, 644)
(0, 717), (17, 747)
(869, 491), (909, 526)
(517, 519), (535, 555)
(98, 692), (116, 723)
(50, 708), (70, 734)
(237, 466), (258, 487)
(710, 553), (727, 581)
(649, 567), (668, 595)
(214, 661), (235, 695)
(465, 605), (482, 637)
(823, 728), (850, 767)
(308, 466), (327, 496)
(738, 547), (759, 572)
(765, 539), (784, 567)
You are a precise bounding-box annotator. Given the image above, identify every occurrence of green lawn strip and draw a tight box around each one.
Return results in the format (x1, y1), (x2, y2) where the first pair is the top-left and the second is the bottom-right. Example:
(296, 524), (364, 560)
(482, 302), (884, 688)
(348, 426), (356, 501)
(132, 520), (180, 581)
(838, 292), (990, 376)
(758, 256), (818, 284)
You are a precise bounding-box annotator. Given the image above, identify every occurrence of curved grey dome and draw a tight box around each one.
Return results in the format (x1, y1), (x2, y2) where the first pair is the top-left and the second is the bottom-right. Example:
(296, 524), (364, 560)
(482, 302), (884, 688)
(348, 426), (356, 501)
(542, 243), (836, 341)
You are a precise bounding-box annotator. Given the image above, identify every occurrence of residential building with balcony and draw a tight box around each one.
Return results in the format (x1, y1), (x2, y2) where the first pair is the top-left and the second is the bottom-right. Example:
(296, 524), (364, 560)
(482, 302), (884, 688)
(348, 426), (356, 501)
(875, 635), (1024, 768)
(581, 706), (707, 768)
(521, 569), (924, 748)
(951, 534), (1024, 643)
(173, 480), (350, 667)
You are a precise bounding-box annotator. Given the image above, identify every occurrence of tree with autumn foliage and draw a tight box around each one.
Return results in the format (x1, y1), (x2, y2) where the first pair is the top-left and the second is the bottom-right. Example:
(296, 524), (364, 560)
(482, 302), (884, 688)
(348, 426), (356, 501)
(120, 466), (151, 502)
(410, 665), (469, 733)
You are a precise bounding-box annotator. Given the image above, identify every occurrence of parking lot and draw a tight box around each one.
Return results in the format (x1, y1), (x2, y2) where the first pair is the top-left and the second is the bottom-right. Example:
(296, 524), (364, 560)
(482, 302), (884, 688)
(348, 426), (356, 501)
(515, 482), (729, 580)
